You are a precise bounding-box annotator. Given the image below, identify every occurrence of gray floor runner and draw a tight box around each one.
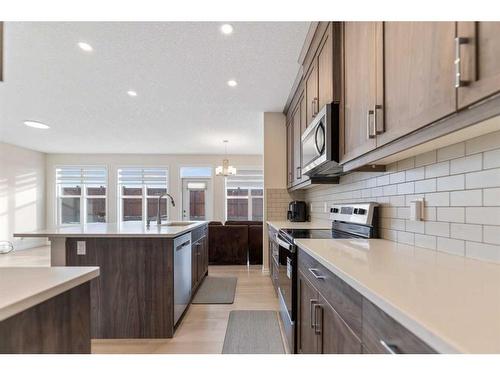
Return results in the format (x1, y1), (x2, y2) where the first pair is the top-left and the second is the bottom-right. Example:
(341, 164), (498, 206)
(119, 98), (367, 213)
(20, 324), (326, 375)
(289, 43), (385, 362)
(222, 310), (285, 354)
(192, 276), (237, 304)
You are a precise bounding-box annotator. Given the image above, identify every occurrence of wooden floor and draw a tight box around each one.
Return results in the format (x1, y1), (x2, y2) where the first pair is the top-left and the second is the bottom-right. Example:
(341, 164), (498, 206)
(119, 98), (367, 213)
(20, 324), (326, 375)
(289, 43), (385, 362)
(0, 246), (284, 354)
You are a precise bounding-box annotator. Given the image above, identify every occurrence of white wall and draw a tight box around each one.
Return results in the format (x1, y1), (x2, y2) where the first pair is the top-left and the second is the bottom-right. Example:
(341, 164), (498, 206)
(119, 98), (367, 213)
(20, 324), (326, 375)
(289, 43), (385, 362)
(0, 142), (46, 250)
(45, 153), (262, 226)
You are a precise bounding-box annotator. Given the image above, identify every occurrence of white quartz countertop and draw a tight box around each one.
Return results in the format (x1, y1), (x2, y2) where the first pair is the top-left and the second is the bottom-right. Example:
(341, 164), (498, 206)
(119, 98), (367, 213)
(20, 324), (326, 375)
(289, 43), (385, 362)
(13, 221), (208, 238)
(295, 238), (500, 354)
(0, 267), (99, 321)
(266, 220), (332, 231)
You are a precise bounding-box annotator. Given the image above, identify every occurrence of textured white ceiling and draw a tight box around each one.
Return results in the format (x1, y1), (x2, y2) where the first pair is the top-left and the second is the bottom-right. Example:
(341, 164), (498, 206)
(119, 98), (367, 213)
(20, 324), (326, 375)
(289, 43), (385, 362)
(0, 22), (309, 154)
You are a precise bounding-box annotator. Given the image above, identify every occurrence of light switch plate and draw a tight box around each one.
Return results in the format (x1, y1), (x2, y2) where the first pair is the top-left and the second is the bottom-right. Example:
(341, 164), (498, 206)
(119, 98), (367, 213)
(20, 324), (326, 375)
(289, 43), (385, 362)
(77, 241), (86, 255)
(410, 199), (424, 221)
(323, 202), (328, 213)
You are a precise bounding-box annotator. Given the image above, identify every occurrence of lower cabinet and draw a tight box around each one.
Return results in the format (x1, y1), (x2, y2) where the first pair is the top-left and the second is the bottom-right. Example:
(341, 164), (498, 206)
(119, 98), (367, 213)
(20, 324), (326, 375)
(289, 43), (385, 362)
(297, 270), (361, 354)
(192, 226), (209, 292)
(297, 248), (436, 354)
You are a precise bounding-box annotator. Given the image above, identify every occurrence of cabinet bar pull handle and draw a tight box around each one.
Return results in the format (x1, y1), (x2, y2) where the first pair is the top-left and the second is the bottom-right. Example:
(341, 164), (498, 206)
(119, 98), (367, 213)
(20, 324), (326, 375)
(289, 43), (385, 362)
(366, 109), (375, 139)
(309, 299), (318, 328)
(308, 268), (325, 280)
(374, 104), (383, 134)
(296, 166), (302, 179)
(379, 340), (402, 354)
(455, 37), (469, 88)
(314, 304), (322, 335)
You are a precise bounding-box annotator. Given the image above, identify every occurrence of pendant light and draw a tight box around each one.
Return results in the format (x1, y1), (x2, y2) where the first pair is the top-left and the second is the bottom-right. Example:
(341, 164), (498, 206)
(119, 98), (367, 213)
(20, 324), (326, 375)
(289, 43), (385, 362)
(215, 140), (237, 176)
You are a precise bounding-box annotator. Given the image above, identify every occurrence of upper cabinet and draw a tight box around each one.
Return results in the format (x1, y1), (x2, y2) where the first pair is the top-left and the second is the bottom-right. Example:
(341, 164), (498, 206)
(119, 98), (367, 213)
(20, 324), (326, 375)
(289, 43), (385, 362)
(1, 22), (3, 82)
(457, 22), (500, 109)
(341, 22), (382, 163)
(379, 22), (457, 146)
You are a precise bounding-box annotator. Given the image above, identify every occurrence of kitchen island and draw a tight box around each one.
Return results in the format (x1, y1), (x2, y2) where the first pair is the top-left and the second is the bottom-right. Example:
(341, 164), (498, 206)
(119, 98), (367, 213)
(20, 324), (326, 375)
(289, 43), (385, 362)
(14, 221), (209, 339)
(0, 267), (99, 353)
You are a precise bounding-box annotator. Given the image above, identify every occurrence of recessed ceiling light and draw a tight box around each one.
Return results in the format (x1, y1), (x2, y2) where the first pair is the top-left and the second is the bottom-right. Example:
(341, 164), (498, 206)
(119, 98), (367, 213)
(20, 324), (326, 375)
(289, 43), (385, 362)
(78, 42), (93, 52)
(220, 24), (234, 35)
(127, 90), (138, 97)
(24, 120), (50, 129)
(227, 80), (237, 87)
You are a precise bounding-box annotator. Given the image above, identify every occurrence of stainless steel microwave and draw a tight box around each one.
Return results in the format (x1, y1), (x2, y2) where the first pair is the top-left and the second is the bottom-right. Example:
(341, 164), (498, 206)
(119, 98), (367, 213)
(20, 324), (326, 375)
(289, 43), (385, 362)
(301, 103), (341, 177)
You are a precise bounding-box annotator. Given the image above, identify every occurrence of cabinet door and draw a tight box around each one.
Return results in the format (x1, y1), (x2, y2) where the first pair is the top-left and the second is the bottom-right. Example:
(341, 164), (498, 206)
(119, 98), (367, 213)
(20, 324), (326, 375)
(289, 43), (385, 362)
(299, 92), (310, 185)
(192, 242), (199, 289)
(379, 22), (456, 146)
(297, 270), (319, 354)
(317, 23), (333, 112)
(458, 22), (500, 108)
(286, 122), (294, 187)
(317, 295), (362, 354)
(292, 101), (303, 184)
(305, 61), (318, 125)
(203, 236), (209, 275)
(341, 22), (381, 163)
(197, 241), (204, 282)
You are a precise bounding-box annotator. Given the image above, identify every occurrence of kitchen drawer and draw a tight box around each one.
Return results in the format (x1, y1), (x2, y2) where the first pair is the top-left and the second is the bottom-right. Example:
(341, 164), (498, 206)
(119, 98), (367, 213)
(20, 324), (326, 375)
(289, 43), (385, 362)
(297, 248), (362, 338)
(362, 298), (436, 354)
(191, 224), (208, 243)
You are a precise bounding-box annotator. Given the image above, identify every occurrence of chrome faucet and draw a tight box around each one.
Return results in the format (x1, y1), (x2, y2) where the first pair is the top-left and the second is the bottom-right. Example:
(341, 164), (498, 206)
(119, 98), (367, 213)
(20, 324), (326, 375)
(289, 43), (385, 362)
(157, 193), (176, 225)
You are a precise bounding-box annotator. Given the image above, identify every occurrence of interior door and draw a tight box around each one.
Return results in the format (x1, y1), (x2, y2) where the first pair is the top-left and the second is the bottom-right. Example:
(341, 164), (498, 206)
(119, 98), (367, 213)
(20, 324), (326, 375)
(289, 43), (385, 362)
(379, 22), (456, 146)
(182, 178), (212, 220)
(297, 270), (318, 354)
(341, 22), (381, 163)
(458, 22), (500, 108)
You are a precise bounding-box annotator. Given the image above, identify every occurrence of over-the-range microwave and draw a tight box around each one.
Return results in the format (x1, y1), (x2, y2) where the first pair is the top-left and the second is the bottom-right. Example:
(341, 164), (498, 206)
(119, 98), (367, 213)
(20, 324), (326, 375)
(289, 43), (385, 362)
(301, 103), (342, 177)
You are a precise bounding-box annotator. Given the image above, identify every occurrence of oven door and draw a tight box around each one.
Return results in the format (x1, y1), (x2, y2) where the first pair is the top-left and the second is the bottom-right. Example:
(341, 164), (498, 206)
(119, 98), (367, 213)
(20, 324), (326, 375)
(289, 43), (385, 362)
(275, 233), (296, 322)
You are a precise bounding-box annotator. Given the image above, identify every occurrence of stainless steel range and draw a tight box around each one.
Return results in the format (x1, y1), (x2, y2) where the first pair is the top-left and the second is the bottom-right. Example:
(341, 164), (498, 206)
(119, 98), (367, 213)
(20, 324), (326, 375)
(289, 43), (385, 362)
(272, 202), (379, 353)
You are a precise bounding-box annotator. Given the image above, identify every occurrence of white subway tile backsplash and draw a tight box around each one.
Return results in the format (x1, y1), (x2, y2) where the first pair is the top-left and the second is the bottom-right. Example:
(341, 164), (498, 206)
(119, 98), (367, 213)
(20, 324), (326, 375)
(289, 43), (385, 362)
(437, 237), (465, 256)
(483, 225), (500, 245)
(397, 182), (414, 195)
(466, 168), (500, 189)
(437, 207), (465, 223)
(425, 192), (450, 206)
(425, 161), (450, 178)
(437, 174), (465, 191)
(302, 131), (500, 263)
(390, 172), (406, 184)
(450, 223), (482, 242)
(414, 234), (437, 250)
(450, 190), (482, 206)
(425, 221), (450, 237)
(405, 167), (425, 182)
(466, 207), (500, 225)
(414, 179), (436, 193)
(437, 142), (465, 162)
(483, 188), (500, 206)
(450, 154), (482, 174)
(466, 241), (500, 262)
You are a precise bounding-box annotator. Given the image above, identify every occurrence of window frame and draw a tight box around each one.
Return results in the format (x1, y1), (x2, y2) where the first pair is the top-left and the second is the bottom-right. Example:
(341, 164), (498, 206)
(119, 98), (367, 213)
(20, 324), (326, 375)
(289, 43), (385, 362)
(55, 165), (109, 226)
(117, 166), (170, 225)
(224, 167), (263, 221)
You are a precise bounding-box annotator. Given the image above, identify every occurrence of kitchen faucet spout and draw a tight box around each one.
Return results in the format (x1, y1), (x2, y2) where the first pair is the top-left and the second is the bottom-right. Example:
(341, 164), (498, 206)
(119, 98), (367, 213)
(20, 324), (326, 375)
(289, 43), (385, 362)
(157, 193), (176, 225)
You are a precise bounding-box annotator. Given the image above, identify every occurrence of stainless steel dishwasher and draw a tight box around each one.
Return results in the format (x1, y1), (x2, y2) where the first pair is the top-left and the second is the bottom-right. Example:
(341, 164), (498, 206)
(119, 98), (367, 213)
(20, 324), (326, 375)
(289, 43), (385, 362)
(173, 232), (192, 325)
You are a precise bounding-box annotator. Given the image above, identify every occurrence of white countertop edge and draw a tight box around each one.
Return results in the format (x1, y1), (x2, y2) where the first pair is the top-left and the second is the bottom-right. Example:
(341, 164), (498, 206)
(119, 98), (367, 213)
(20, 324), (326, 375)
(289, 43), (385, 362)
(13, 221), (208, 239)
(0, 267), (100, 322)
(266, 220), (332, 231)
(296, 241), (461, 354)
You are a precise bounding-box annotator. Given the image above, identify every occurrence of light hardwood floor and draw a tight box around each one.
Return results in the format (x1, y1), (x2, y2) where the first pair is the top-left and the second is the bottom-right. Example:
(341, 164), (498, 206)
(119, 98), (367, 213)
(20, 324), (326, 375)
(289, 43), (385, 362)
(0, 246), (284, 354)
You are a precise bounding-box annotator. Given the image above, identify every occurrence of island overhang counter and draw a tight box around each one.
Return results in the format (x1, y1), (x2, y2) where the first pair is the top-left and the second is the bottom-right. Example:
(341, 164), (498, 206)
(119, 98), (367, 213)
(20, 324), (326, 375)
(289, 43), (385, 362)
(14, 221), (209, 339)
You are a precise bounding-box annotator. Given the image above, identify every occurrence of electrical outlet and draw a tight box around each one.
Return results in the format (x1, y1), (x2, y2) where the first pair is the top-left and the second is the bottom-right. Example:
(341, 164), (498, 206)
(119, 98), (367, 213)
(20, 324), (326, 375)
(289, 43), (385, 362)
(77, 241), (86, 255)
(324, 202), (328, 213)
(310, 203), (314, 213)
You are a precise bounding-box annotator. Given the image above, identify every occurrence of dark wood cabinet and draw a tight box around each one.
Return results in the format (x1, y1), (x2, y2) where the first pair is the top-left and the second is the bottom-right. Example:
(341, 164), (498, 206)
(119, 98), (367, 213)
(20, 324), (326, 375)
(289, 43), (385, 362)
(457, 22), (500, 109)
(379, 22), (456, 146)
(341, 22), (382, 163)
(192, 226), (209, 292)
(297, 270), (318, 354)
(305, 62), (318, 125)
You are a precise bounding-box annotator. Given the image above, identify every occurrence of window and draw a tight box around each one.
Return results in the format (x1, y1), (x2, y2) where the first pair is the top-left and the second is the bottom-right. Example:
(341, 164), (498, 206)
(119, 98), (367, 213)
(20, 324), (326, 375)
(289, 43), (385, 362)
(226, 168), (263, 221)
(56, 166), (107, 225)
(117, 167), (169, 224)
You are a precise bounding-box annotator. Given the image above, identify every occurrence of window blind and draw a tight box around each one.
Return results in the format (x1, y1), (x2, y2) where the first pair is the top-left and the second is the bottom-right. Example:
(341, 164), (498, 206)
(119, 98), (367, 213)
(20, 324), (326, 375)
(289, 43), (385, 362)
(226, 168), (263, 189)
(56, 166), (107, 185)
(118, 167), (168, 185)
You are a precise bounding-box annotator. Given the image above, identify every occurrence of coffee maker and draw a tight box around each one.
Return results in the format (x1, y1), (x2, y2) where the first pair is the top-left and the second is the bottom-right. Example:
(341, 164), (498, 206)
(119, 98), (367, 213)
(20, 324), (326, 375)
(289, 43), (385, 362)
(287, 201), (307, 222)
